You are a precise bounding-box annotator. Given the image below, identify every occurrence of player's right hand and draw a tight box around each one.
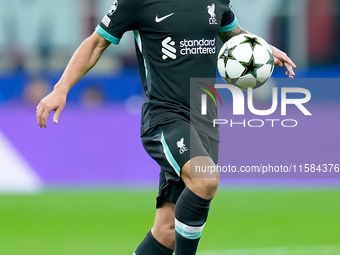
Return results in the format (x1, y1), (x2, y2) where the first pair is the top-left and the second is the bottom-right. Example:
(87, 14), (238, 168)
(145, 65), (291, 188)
(36, 88), (67, 128)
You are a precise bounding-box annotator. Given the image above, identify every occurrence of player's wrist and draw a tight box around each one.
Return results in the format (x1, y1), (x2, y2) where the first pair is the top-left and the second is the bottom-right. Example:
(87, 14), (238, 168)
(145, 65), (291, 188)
(53, 82), (70, 95)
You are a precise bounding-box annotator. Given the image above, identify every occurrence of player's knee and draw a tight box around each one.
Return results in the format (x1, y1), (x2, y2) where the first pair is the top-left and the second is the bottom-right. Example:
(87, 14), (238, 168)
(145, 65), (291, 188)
(181, 157), (220, 199)
(200, 177), (219, 197)
(187, 176), (219, 200)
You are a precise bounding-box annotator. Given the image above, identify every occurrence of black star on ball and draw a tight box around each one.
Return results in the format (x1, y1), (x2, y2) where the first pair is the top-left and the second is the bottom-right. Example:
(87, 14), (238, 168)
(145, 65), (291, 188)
(243, 36), (261, 50)
(240, 57), (262, 78)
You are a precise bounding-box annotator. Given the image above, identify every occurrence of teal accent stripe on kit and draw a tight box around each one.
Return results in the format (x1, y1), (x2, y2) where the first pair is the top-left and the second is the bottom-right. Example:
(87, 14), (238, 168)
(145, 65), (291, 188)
(95, 25), (120, 45)
(219, 17), (238, 32)
(161, 132), (181, 176)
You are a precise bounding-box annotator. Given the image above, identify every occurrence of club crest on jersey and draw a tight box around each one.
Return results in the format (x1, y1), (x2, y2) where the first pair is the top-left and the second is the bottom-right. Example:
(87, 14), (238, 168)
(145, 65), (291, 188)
(107, 0), (118, 16)
(207, 3), (217, 25)
(177, 138), (188, 154)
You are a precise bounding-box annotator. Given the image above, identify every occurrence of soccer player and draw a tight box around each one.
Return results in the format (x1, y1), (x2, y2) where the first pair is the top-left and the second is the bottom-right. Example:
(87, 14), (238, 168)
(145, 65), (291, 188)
(36, 1), (296, 254)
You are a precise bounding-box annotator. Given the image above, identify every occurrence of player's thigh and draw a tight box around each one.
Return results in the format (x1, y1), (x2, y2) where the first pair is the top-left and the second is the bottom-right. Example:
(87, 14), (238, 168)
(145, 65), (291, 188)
(142, 119), (219, 200)
(181, 132), (220, 182)
(142, 119), (202, 175)
(142, 119), (210, 206)
(142, 119), (214, 173)
(181, 131), (220, 199)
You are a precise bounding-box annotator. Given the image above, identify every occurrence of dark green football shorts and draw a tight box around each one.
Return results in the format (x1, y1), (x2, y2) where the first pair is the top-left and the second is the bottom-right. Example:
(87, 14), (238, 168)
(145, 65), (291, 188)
(142, 119), (219, 208)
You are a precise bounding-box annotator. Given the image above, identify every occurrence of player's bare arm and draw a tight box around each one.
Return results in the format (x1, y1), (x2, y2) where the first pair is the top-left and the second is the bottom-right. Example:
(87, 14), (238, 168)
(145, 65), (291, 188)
(219, 24), (297, 79)
(36, 32), (110, 128)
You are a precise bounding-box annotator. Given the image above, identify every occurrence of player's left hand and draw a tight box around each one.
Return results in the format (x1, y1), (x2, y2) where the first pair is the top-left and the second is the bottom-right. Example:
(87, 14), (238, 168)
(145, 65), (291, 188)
(270, 45), (297, 79)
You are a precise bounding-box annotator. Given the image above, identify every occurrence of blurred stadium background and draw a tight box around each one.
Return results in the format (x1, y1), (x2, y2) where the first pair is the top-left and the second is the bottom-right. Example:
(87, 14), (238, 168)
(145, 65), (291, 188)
(0, 0), (339, 254)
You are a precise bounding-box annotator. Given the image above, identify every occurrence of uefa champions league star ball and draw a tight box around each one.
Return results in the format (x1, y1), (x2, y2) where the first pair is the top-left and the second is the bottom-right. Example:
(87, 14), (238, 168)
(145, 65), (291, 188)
(217, 34), (275, 90)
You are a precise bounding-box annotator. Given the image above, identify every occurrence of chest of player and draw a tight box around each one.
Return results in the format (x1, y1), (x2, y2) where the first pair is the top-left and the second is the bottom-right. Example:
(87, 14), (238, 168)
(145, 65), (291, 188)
(136, 0), (224, 60)
(140, 0), (222, 34)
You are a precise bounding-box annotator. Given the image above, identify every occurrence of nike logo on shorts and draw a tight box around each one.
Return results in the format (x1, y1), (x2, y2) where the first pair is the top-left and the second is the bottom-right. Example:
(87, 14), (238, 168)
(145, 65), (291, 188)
(155, 13), (174, 23)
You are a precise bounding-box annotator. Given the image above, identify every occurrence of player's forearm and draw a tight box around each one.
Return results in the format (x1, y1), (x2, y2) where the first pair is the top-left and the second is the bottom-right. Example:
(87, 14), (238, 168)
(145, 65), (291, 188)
(54, 32), (110, 93)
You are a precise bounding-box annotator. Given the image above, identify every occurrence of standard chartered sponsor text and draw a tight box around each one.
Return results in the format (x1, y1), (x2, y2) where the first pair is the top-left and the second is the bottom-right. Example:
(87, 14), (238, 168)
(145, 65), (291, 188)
(180, 38), (216, 55)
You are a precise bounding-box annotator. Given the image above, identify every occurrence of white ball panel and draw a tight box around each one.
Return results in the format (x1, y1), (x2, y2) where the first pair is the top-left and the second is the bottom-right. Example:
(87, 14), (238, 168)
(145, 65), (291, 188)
(232, 43), (253, 63)
(257, 37), (272, 54)
(226, 59), (245, 79)
(236, 74), (257, 89)
(256, 64), (273, 83)
(226, 34), (247, 48)
(253, 45), (270, 64)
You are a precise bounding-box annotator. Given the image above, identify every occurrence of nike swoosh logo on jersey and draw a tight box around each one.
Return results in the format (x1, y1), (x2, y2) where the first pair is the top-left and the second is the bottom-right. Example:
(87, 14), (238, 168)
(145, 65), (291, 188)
(155, 13), (174, 23)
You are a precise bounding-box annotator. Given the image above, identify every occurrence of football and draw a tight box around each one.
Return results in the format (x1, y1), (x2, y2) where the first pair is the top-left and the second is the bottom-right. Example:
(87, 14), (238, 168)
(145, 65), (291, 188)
(217, 34), (274, 90)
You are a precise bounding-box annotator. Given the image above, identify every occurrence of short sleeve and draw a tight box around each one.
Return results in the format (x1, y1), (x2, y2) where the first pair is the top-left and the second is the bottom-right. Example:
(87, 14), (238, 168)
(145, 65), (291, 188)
(219, 2), (238, 33)
(96, 0), (138, 44)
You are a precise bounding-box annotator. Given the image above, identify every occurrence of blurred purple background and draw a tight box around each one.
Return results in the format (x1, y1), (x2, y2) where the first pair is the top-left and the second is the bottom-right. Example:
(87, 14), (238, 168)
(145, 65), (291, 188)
(0, 92), (339, 188)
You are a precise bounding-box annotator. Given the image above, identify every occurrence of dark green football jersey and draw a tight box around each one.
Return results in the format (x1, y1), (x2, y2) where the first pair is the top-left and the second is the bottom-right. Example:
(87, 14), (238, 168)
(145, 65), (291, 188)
(96, 0), (238, 140)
